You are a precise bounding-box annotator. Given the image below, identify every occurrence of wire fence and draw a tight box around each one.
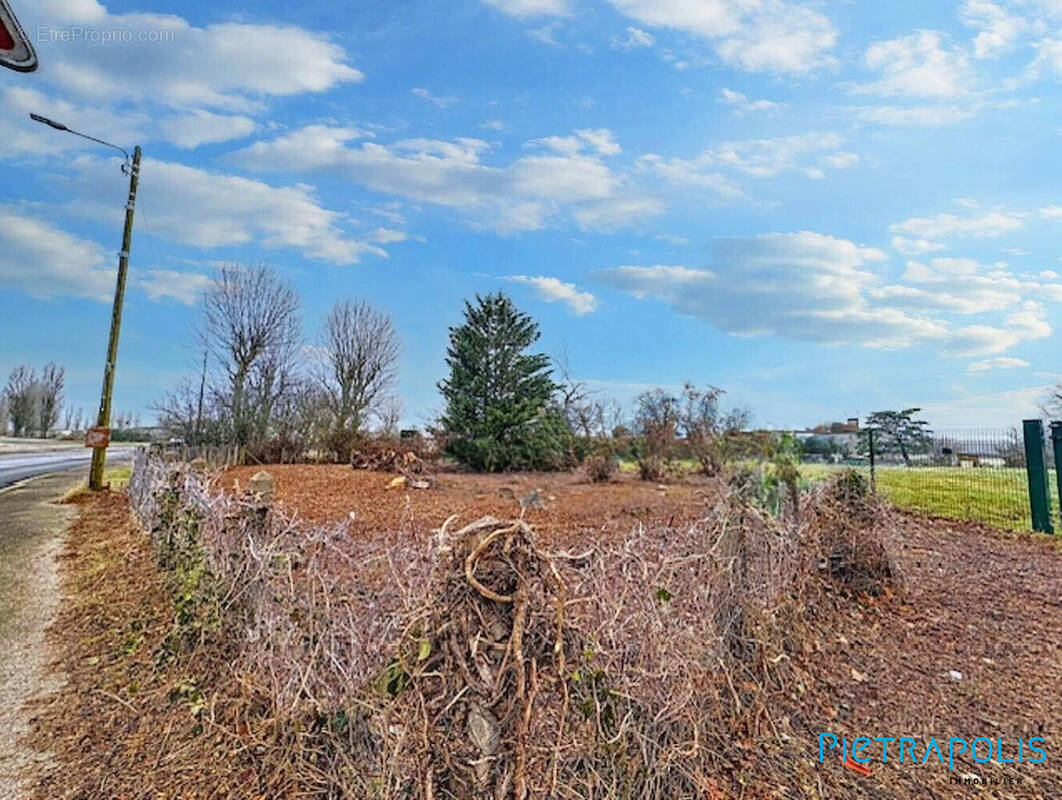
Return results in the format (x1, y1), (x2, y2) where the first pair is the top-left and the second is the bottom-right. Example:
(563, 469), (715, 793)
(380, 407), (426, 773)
(797, 425), (1062, 533)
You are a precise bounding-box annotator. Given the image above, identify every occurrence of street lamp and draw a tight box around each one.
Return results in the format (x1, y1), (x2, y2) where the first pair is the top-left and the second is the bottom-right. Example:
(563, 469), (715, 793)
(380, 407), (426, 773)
(31, 113), (142, 490)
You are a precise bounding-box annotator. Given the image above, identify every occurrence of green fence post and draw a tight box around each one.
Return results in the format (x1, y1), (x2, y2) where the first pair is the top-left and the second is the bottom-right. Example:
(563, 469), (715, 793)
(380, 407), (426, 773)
(1023, 419), (1054, 534)
(868, 428), (876, 493)
(1050, 422), (1062, 529)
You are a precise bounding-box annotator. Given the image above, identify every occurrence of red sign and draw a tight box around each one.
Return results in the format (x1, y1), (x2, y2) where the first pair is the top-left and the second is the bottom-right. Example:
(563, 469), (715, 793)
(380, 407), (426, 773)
(0, 0), (37, 72)
(85, 427), (111, 449)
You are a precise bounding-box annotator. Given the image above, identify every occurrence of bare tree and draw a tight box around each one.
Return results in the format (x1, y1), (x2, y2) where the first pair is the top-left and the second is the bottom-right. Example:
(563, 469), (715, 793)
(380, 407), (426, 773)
(320, 299), (400, 449)
(554, 352), (605, 438)
(202, 264), (301, 448)
(1043, 385), (1062, 419)
(0, 396), (9, 435)
(37, 362), (64, 437)
(680, 382), (748, 476)
(5, 365), (38, 437)
(633, 388), (680, 480)
(156, 379), (226, 444)
(375, 394), (403, 437)
(244, 345), (301, 447)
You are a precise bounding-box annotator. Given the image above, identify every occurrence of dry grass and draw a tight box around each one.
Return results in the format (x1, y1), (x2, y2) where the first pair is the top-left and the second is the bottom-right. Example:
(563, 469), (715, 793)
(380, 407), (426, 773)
(109, 455), (905, 798)
(26, 491), (252, 799)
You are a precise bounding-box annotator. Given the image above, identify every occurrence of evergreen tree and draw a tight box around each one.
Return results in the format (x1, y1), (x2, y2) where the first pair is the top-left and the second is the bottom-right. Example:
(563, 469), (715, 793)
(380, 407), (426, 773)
(438, 292), (567, 471)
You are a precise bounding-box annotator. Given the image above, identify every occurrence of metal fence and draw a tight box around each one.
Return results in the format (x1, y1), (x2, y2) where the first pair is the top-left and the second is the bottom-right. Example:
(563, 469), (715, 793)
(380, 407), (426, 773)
(868, 428), (1033, 532)
(799, 421), (1061, 533)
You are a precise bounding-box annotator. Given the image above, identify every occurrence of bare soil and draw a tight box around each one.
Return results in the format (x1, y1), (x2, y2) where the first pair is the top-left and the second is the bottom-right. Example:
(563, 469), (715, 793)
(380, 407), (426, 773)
(222, 464), (716, 544)
(793, 514), (1062, 798)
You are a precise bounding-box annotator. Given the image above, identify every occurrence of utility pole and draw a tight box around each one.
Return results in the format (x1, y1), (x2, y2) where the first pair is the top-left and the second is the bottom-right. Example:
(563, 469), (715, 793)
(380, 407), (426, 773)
(30, 114), (142, 491)
(89, 145), (141, 489)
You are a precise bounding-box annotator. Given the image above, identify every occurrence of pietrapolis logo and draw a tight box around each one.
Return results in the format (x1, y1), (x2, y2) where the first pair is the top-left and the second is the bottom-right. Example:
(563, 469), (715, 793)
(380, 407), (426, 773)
(819, 733), (1046, 776)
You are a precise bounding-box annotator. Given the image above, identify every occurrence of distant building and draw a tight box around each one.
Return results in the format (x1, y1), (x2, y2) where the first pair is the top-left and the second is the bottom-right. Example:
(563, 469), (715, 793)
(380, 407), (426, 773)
(795, 417), (862, 462)
(810, 417), (860, 435)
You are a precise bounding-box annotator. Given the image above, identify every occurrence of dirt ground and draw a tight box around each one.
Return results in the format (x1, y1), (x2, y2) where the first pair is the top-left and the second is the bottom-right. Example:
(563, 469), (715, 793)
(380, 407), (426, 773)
(795, 514), (1062, 798)
(223, 464), (718, 544)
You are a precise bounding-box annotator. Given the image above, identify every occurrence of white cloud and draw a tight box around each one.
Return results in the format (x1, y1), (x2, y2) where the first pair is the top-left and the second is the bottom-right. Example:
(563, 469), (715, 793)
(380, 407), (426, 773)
(654, 233), (691, 245)
(593, 232), (947, 347)
(822, 152), (860, 169)
(942, 325), (1020, 356)
(919, 385), (1047, 428)
(526, 135), (584, 154)
(891, 211), (1024, 239)
(156, 110), (257, 149)
(72, 157), (386, 265)
(0, 86), (256, 155)
(720, 88), (787, 113)
(230, 127), (660, 232)
(0, 208), (113, 300)
(966, 357), (1031, 373)
(961, 0), (1028, 58)
(942, 306), (1051, 356)
(370, 228), (408, 244)
(595, 230), (1062, 356)
(855, 31), (972, 98)
(612, 26), (656, 49)
(30, 0), (363, 112)
(479, 119), (507, 130)
(525, 129), (621, 156)
(526, 22), (565, 46)
(412, 88), (460, 108)
(636, 132), (856, 189)
(575, 128), (622, 156)
(1033, 38), (1062, 74)
(574, 195), (665, 229)
(479, 0), (571, 17)
(605, 0), (838, 74)
(504, 275), (598, 314)
(892, 236), (947, 255)
(633, 154), (744, 199)
(137, 269), (211, 304)
(1040, 205), (1062, 218)
(849, 104), (978, 126)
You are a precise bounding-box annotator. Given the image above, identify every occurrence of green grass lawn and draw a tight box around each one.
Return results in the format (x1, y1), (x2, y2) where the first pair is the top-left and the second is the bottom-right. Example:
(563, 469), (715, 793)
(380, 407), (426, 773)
(617, 457), (1054, 532)
(800, 464), (1056, 532)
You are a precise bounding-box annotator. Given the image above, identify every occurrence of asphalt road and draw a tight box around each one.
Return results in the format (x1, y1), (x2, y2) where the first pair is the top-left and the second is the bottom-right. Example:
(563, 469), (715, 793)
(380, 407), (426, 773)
(0, 448), (133, 490)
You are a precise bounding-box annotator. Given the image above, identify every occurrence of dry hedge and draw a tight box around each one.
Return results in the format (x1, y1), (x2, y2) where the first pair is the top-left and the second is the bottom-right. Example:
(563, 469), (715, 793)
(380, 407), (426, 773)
(128, 453), (899, 798)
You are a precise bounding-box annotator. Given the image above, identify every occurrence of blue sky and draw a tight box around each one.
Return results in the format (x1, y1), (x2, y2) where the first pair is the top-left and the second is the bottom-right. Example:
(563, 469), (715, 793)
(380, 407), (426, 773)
(3, 0), (1062, 430)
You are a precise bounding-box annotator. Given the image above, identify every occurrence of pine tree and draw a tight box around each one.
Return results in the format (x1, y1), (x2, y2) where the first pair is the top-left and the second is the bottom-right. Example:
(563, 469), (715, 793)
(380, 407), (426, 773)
(438, 292), (567, 471)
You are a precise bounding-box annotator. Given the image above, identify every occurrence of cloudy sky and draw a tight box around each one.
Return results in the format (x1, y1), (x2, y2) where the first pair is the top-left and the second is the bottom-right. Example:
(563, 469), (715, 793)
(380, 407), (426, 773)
(3, 0), (1062, 429)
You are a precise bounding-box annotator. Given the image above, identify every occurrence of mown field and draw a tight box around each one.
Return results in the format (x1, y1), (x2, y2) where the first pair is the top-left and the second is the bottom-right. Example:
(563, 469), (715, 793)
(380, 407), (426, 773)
(621, 458), (1054, 532)
(800, 464), (1057, 532)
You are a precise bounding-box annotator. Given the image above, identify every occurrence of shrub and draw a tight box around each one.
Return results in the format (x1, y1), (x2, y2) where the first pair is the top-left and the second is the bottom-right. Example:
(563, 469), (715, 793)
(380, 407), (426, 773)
(633, 389), (679, 482)
(583, 453), (618, 483)
(638, 455), (669, 482)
